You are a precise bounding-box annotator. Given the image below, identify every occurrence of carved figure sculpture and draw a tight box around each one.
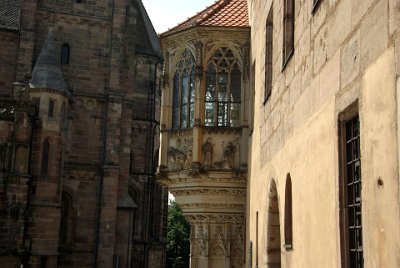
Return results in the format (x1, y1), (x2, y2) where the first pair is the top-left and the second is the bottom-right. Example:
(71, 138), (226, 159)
(222, 142), (236, 169)
(184, 149), (193, 169)
(202, 138), (213, 168)
(167, 147), (186, 170)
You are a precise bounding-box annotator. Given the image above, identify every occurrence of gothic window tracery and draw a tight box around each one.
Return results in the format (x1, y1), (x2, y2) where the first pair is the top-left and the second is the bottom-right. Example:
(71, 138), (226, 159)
(172, 49), (196, 130)
(205, 47), (241, 127)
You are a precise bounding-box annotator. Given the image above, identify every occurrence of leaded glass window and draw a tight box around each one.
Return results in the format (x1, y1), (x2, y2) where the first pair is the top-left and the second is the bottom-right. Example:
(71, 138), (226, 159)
(172, 49), (196, 130)
(205, 48), (242, 127)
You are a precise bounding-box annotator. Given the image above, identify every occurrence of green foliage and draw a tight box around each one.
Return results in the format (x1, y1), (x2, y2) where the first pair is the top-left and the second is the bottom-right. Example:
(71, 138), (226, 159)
(166, 201), (190, 268)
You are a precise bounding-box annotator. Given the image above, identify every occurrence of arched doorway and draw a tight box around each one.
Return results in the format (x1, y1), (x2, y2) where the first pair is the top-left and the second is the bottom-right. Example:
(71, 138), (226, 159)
(267, 179), (281, 267)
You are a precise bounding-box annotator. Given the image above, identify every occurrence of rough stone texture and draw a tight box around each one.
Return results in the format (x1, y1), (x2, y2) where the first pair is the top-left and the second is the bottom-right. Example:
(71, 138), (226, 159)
(248, 0), (400, 267)
(0, 31), (19, 99)
(0, 1), (167, 268)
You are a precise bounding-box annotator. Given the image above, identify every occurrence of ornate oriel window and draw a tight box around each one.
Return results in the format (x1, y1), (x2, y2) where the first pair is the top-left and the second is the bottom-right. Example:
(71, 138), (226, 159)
(205, 47), (241, 127)
(172, 49), (196, 130)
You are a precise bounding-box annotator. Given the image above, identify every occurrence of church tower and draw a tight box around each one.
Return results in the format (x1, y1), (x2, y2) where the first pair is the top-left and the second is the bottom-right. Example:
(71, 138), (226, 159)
(27, 29), (69, 267)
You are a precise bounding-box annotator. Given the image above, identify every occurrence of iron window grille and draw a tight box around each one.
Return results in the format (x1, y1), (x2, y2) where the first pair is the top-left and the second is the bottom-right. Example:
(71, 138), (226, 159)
(339, 105), (363, 268)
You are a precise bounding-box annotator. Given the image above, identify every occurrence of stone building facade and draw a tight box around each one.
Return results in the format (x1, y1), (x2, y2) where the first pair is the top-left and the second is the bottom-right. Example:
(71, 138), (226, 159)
(157, 0), (250, 267)
(247, 0), (400, 267)
(0, 1), (168, 267)
(158, 0), (400, 267)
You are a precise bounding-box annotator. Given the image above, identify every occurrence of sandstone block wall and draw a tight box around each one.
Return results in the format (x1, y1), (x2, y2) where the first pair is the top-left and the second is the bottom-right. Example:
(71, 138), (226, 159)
(248, 0), (400, 267)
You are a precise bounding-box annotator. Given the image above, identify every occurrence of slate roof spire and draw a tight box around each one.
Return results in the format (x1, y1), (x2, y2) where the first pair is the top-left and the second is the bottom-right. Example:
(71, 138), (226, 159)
(30, 29), (68, 93)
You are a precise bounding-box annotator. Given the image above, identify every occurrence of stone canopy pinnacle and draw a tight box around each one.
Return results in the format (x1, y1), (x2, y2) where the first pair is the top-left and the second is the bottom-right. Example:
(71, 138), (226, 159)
(30, 29), (68, 93)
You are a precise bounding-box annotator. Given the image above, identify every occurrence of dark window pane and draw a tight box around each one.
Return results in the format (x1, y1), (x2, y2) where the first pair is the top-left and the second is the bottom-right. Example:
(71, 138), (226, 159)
(181, 74), (189, 105)
(205, 102), (215, 126)
(231, 67), (241, 102)
(61, 44), (70, 65)
(48, 99), (55, 118)
(172, 74), (180, 130)
(343, 115), (363, 268)
(218, 102), (228, 126)
(181, 104), (188, 129)
(41, 139), (49, 177)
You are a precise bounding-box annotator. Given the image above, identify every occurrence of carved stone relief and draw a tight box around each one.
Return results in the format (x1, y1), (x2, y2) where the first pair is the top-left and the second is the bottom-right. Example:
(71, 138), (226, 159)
(213, 141), (239, 169)
(167, 147), (186, 170)
(209, 225), (230, 257)
(168, 137), (193, 171)
(202, 138), (213, 168)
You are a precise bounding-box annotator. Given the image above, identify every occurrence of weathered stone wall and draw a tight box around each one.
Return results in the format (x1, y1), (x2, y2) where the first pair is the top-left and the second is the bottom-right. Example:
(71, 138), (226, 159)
(248, 0), (400, 267)
(0, 31), (18, 99)
(0, 0), (167, 267)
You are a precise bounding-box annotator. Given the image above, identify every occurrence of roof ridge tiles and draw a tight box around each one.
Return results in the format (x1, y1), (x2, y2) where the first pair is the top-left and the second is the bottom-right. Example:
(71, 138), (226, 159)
(160, 0), (249, 37)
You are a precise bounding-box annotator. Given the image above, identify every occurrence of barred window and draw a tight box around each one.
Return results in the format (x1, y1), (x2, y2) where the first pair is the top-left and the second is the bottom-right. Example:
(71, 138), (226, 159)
(339, 105), (363, 268)
(172, 49), (196, 130)
(205, 47), (241, 127)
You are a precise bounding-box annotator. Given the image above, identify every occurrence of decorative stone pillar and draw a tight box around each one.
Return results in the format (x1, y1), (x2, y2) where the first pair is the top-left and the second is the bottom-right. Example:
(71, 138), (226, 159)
(158, 169), (246, 268)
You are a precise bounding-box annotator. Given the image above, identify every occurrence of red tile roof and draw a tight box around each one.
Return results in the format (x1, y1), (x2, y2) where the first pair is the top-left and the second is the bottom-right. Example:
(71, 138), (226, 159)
(160, 0), (249, 37)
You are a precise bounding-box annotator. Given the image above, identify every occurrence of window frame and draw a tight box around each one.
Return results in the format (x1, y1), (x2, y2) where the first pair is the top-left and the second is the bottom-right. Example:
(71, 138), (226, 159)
(61, 43), (70, 65)
(264, 6), (274, 104)
(282, 0), (295, 70)
(171, 49), (196, 130)
(284, 173), (293, 250)
(312, 0), (322, 14)
(338, 102), (363, 268)
(204, 47), (242, 128)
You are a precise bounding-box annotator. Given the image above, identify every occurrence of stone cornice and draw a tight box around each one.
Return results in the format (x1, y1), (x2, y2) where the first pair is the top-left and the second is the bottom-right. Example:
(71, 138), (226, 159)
(161, 27), (250, 50)
(171, 188), (246, 197)
(184, 213), (245, 224)
(179, 203), (245, 210)
(157, 169), (247, 187)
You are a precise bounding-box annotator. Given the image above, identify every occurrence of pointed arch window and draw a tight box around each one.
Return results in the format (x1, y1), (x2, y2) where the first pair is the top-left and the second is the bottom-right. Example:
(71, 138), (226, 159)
(284, 174), (293, 250)
(205, 47), (241, 127)
(172, 49), (196, 130)
(41, 139), (50, 177)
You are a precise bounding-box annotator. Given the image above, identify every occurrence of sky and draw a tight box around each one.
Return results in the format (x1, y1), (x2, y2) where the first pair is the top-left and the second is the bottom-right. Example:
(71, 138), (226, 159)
(142, 0), (217, 34)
